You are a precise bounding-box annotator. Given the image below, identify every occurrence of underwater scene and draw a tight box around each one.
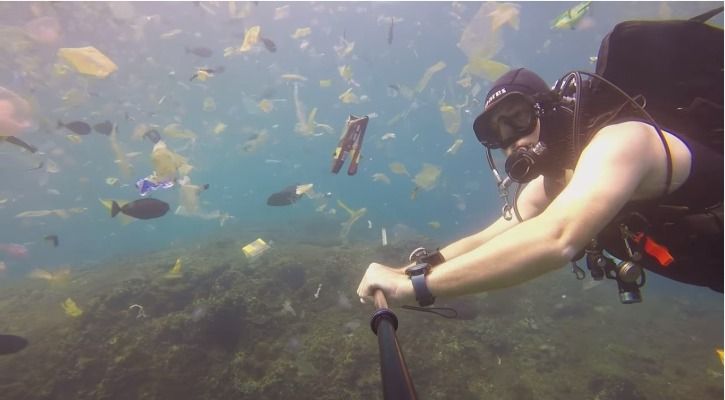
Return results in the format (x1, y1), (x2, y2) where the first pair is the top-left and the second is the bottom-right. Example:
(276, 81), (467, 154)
(0, 2), (722, 399)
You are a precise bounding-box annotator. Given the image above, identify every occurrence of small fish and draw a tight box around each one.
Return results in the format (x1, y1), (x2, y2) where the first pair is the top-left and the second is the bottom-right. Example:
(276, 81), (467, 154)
(143, 129), (161, 144)
(57, 120), (91, 135)
(93, 120), (114, 135)
(387, 17), (394, 45)
(0, 136), (37, 153)
(260, 36), (277, 53)
(0, 334), (28, 356)
(189, 66), (224, 82)
(110, 198), (170, 220)
(267, 184), (313, 206)
(44, 234), (59, 247)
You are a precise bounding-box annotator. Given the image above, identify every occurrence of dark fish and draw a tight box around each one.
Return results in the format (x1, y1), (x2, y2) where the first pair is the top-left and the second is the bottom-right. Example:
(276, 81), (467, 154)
(266, 184), (309, 206)
(185, 46), (213, 57)
(143, 129), (161, 144)
(387, 18), (394, 45)
(1, 136), (37, 153)
(111, 198), (170, 220)
(44, 234), (59, 247)
(267, 187), (300, 206)
(260, 36), (277, 53)
(93, 120), (114, 135)
(57, 120), (91, 135)
(0, 334), (28, 356)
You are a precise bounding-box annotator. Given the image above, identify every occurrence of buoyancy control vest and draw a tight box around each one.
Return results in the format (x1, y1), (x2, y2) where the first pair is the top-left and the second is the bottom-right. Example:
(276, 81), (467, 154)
(546, 9), (724, 292)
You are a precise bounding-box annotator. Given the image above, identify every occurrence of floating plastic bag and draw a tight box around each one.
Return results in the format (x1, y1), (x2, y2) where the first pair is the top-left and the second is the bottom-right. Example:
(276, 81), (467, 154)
(242, 238), (271, 259)
(413, 163), (442, 191)
(239, 25), (260, 52)
(57, 46), (117, 78)
(415, 61), (446, 93)
(464, 57), (510, 81)
(439, 103), (461, 135)
(458, 3), (503, 60)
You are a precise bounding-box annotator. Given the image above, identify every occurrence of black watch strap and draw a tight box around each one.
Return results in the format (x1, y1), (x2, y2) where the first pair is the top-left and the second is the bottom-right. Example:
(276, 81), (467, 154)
(411, 273), (435, 306)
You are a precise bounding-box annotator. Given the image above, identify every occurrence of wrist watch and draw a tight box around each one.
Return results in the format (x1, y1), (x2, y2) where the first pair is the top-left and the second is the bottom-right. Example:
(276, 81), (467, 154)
(405, 262), (435, 306)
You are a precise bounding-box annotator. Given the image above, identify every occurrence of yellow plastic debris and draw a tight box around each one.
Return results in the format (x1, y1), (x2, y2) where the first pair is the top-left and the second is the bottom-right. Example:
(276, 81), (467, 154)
(446, 138), (464, 155)
(291, 27), (311, 39)
(162, 123), (197, 140)
(212, 122), (227, 135)
(372, 173), (391, 184)
(416, 61), (446, 93)
(464, 57), (510, 81)
(338, 65), (353, 81)
(165, 258), (183, 279)
(274, 5), (290, 20)
(458, 3), (504, 60)
(66, 134), (82, 143)
(488, 3), (520, 32)
(258, 99), (274, 113)
(29, 267), (71, 283)
(281, 74), (308, 81)
(105, 177), (119, 186)
(413, 163), (442, 191)
(389, 162), (410, 176)
(57, 46), (118, 78)
(61, 297), (83, 317)
(239, 25), (261, 52)
(428, 221), (441, 229)
(338, 88), (359, 104)
(242, 238), (271, 259)
(319, 79), (332, 88)
(109, 125), (132, 179)
(151, 140), (192, 182)
(439, 103), (461, 135)
(337, 200), (367, 244)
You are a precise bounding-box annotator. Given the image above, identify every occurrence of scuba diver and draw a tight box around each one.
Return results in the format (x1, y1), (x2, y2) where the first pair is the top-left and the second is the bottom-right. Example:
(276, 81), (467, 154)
(357, 10), (723, 307)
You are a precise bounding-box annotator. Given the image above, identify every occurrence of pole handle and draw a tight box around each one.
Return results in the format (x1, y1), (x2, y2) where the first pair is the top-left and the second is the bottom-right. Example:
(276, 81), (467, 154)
(374, 289), (388, 309)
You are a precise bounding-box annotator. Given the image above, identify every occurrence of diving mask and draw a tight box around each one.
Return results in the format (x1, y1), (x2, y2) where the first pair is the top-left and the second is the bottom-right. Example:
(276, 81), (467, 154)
(474, 92), (539, 149)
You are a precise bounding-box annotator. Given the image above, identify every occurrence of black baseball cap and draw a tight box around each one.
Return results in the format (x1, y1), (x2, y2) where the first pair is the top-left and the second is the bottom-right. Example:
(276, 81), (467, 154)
(473, 68), (551, 147)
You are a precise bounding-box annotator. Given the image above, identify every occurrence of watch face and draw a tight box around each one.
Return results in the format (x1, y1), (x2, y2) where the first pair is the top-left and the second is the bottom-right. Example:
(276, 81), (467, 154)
(406, 263), (430, 276)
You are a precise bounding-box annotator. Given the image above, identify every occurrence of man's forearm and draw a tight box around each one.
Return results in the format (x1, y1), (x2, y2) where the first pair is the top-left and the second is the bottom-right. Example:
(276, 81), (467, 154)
(428, 214), (570, 297)
(439, 217), (516, 261)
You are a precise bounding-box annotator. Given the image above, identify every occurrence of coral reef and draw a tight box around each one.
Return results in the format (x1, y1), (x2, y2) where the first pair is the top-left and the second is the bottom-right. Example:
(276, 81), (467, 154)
(0, 230), (721, 399)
